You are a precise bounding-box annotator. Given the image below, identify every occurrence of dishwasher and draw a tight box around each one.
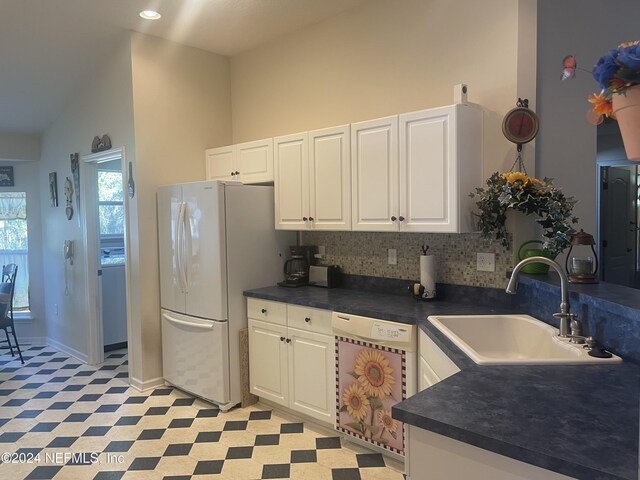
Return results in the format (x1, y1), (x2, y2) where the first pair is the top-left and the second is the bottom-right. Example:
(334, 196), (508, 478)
(332, 311), (417, 459)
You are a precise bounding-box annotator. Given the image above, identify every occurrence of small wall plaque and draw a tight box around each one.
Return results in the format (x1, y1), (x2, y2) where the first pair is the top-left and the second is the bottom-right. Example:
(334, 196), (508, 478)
(0, 166), (15, 187)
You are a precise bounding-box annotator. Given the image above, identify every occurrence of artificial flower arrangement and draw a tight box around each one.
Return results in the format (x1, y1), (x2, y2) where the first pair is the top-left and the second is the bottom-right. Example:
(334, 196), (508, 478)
(470, 172), (578, 256)
(587, 40), (640, 121)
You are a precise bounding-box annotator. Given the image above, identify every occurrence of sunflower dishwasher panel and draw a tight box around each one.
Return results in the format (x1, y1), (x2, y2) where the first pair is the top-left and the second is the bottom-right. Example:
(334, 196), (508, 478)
(332, 312), (417, 461)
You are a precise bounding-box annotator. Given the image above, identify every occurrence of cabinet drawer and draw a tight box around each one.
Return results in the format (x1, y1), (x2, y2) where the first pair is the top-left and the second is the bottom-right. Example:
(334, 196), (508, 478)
(419, 329), (460, 380)
(247, 298), (287, 326)
(287, 305), (332, 335)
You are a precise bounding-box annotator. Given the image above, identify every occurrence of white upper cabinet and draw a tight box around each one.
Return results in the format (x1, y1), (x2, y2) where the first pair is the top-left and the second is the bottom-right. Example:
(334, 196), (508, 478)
(399, 104), (482, 233)
(205, 145), (235, 181)
(351, 116), (399, 232)
(351, 105), (482, 233)
(205, 138), (274, 184)
(274, 133), (310, 230)
(236, 138), (274, 184)
(309, 125), (351, 230)
(275, 127), (351, 231)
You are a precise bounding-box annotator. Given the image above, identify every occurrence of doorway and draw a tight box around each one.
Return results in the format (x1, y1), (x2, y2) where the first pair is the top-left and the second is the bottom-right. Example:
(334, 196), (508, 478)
(80, 147), (131, 365)
(597, 123), (640, 288)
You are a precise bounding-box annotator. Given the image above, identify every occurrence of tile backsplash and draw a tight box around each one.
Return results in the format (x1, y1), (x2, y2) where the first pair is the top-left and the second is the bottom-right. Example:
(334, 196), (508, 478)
(301, 231), (513, 288)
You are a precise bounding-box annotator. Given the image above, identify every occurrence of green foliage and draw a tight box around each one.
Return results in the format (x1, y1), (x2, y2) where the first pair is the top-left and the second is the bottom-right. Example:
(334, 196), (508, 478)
(469, 172), (578, 256)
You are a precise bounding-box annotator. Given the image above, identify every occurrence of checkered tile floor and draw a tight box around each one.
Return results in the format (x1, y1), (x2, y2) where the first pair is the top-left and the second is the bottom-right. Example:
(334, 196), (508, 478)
(0, 346), (404, 479)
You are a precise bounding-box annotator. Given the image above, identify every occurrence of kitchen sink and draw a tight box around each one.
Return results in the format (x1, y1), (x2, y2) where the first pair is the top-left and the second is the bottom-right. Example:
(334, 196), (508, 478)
(427, 314), (622, 365)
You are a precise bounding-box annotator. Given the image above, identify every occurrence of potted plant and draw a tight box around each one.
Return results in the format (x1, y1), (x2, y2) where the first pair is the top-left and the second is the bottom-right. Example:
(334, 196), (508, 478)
(470, 172), (578, 257)
(588, 40), (640, 160)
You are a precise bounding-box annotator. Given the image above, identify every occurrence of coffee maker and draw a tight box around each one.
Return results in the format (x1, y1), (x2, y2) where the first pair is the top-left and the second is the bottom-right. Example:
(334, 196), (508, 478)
(278, 245), (318, 287)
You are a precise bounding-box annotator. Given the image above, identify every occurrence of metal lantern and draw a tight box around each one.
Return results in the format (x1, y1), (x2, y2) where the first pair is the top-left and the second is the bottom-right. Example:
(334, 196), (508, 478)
(565, 229), (599, 284)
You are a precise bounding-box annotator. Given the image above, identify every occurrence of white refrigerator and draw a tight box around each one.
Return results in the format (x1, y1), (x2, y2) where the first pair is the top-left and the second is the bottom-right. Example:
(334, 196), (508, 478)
(158, 181), (293, 410)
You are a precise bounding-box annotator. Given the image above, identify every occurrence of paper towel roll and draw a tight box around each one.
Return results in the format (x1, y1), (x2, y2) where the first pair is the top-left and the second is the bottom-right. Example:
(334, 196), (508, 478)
(420, 255), (436, 299)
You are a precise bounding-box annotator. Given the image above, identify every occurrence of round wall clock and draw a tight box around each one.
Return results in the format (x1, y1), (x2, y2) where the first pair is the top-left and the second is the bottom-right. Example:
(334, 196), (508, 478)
(502, 98), (539, 146)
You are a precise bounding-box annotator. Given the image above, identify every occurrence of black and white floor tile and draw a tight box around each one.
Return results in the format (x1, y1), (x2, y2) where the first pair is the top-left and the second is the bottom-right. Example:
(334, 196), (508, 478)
(0, 346), (404, 479)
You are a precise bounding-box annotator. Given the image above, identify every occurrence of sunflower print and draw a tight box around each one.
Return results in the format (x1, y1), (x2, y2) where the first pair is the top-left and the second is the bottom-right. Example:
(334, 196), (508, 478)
(354, 348), (395, 398)
(342, 382), (370, 422)
(378, 409), (398, 434)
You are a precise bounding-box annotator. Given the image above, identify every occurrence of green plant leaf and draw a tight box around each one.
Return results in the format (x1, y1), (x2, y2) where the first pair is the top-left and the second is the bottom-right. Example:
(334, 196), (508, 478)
(369, 397), (383, 409)
(339, 405), (348, 413)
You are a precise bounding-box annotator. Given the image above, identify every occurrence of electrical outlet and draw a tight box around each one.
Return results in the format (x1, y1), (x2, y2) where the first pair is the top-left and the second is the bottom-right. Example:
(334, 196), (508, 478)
(388, 248), (397, 265)
(477, 253), (496, 272)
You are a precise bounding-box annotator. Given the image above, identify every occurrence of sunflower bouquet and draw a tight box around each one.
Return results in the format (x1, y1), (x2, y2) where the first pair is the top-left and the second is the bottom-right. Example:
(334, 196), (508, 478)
(470, 172), (578, 256)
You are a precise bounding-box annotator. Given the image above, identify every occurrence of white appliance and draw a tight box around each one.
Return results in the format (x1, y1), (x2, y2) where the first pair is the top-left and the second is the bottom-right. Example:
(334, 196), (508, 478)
(332, 312), (417, 461)
(158, 181), (293, 411)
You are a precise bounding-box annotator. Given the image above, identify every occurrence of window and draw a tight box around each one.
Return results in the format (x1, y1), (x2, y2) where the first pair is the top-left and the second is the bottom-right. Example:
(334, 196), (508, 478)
(98, 170), (124, 238)
(0, 192), (29, 310)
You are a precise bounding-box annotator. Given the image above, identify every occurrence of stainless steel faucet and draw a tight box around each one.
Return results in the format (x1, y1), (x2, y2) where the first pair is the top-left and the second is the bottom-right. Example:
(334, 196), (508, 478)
(506, 256), (578, 338)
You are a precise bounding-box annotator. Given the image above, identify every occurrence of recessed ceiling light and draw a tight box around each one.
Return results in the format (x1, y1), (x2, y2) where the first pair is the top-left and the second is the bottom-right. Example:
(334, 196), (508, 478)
(139, 10), (162, 20)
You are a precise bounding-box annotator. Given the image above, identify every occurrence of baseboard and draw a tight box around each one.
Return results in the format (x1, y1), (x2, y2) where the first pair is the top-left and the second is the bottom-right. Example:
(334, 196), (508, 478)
(129, 375), (164, 392)
(17, 337), (48, 347)
(46, 337), (89, 364)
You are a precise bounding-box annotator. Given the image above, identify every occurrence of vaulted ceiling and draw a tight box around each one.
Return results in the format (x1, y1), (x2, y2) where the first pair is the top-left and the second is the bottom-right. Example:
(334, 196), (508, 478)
(0, 0), (370, 133)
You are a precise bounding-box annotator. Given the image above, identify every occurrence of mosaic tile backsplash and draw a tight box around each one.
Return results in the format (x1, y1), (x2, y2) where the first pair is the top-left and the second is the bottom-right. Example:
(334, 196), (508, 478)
(301, 231), (513, 288)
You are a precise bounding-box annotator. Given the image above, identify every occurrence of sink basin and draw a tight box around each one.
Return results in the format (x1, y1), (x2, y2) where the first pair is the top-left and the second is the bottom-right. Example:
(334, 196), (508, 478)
(428, 314), (621, 365)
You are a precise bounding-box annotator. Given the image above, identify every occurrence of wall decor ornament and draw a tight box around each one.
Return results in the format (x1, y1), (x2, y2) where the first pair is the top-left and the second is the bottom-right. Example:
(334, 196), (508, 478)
(0, 166), (15, 187)
(64, 176), (73, 220)
(70, 153), (80, 225)
(91, 134), (112, 153)
(49, 172), (58, 207)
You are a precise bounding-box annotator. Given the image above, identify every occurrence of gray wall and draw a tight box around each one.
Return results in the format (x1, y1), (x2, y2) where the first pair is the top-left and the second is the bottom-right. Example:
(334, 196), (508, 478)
(536, 0), (639, 236)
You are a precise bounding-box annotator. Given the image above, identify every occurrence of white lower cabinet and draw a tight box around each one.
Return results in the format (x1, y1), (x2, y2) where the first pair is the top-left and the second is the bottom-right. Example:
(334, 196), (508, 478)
(418, 328), (460, 391)
(406, 426), (576, 480)
(248, 299), (335, 426)
(248, 318), (288, 405)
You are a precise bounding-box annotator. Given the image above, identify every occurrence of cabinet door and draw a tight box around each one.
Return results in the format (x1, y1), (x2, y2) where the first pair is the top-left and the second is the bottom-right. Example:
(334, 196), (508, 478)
(399, 107), (456, 232)
(287, 327), (335, 425)
(236, 138), (273, 184)
(309, 125), (351, 230)
(205, 146), (235, 181)
(351, 116), (399, 231)
(418, 355), (440, 392)
(274, 133), (310, 230)
(248, 319), (288, 407)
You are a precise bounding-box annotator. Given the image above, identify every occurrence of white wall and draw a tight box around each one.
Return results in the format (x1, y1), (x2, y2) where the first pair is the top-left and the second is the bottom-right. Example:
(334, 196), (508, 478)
(0, 161), (45, 342)
(127, 33), (231, 386)
(0, 133), (41, 162)
(230, 0), (535, 177)
(536, 0), (639, 236)
(39, 35), (135, 361)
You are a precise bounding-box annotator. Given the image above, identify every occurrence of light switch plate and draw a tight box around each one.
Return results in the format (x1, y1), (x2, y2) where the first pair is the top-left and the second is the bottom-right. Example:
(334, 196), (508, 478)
(477, 252), (495, 272)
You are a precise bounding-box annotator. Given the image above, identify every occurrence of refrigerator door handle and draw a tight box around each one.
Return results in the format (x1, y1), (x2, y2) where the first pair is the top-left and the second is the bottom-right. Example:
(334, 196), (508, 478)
(184, 204), (192, 289)
(162, 312), (214, 330)
(174, 201), (184, 292)
(176, 202), (188, 292)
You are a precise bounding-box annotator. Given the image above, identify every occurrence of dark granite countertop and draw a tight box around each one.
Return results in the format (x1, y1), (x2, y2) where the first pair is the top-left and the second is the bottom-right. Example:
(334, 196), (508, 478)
(393, 320), (640, 480)
(244, 285), (520, 324)
(244, 281), (639, 479)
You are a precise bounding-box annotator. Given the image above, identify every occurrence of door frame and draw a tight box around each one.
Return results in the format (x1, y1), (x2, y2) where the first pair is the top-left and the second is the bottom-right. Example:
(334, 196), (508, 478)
(80, 146), (131, 365)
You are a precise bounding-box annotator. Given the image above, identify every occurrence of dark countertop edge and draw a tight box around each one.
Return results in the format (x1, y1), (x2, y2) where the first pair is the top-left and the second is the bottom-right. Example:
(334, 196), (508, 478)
(518, 274), (640, 315)
(396, 412), (626, 480)
(244, 289), (418, 325)
(418, 319), (476, 370)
